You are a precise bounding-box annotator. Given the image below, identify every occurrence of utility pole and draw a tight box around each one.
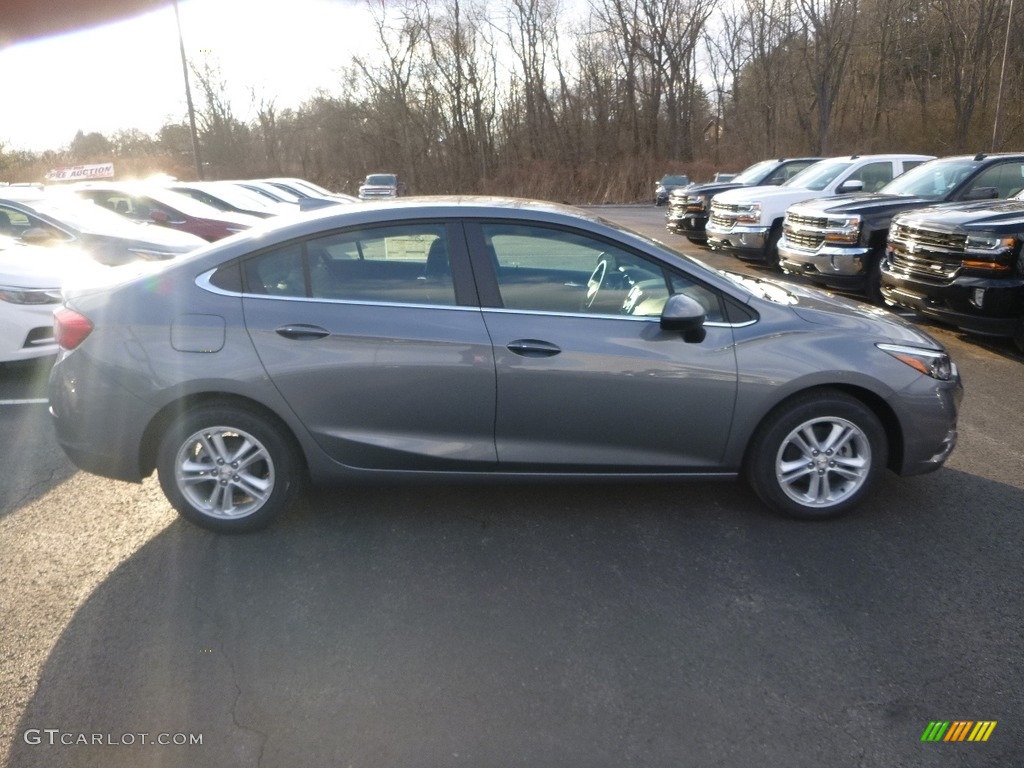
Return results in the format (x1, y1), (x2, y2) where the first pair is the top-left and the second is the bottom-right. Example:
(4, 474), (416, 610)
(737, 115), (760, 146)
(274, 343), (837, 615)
(992, 0), (1015, 152)
(173, 0), (203, 179)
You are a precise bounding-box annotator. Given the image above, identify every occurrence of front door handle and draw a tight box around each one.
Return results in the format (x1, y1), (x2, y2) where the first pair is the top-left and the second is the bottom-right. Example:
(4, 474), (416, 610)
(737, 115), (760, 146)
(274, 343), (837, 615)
(506, 339), (561, 357)
(275, 324), (330, 340)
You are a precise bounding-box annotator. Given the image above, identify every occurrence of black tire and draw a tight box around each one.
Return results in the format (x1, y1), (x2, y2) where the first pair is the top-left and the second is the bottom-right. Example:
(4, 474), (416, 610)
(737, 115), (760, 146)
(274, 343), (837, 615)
(865, 248), (884, 305)
(156, 404), (301, 532)
(745, 390), (888, 520)
(1013, 318), (1024, 354)
(765, 224), (783, 271)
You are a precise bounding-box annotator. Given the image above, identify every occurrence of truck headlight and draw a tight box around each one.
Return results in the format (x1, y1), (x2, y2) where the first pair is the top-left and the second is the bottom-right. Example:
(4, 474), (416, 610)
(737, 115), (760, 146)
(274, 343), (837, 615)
(824, 214), (862, 244)
(734, 203), (761, 224)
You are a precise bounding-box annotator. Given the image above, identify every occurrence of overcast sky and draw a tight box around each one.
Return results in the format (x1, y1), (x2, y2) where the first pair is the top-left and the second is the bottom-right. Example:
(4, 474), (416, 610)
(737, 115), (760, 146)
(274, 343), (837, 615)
(0, 0), (375, 153)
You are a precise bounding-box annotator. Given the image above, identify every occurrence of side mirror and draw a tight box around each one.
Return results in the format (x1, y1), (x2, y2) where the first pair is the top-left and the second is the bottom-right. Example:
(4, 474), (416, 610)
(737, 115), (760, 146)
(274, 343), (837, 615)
(660, 293), (707, 343)
(21, 227), (57, 245)
(964, 186), (999, 201)
(837, 179), (864, 193)
(149, 210), (169, 224)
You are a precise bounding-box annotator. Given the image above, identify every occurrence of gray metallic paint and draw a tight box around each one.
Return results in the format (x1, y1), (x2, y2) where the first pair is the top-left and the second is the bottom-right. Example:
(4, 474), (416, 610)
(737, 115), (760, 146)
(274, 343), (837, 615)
(49, 197), (961, 491)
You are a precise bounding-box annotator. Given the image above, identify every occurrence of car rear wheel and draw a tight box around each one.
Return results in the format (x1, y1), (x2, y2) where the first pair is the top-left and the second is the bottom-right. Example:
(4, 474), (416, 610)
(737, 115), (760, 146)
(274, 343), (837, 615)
(745, 390), (887, 519)
(156, 405), (300, 532)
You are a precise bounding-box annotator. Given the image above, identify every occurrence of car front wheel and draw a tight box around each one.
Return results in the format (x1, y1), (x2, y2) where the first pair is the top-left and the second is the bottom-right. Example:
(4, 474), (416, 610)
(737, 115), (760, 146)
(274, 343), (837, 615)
(745, 390), (887, 519)
(156, 405), (301, 532)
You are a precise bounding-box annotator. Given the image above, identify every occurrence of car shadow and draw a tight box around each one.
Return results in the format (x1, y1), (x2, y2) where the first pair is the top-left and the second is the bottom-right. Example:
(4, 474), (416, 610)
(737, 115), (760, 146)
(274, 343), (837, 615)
(8, 471), (1022, 767)
(0, 357), (76, 518)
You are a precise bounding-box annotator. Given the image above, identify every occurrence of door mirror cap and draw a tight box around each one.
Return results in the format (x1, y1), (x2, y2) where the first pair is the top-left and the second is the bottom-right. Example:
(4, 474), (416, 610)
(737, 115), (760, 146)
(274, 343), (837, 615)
(838, 179), (864, 193)
(660, 293), (707, 343)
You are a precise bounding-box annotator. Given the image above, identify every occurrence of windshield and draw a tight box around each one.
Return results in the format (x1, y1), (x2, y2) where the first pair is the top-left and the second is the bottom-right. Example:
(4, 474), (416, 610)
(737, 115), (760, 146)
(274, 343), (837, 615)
(141, 187), (240, 218)
(732, 160), (778, 185)
(718, 270), (798, 304)
(365, 174), (397, 186)
(288, 179), (334, 196)
(243, 182), (302, 203)
(880, 158), (983, 198)
(785, 160), (854, 191)
(187, 183), (273, 210)
(659, 175), (688, 186)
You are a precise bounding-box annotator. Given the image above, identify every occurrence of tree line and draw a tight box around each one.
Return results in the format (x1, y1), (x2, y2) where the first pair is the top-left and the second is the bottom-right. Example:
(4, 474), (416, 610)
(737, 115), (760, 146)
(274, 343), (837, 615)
(2, 0), (1021, 203)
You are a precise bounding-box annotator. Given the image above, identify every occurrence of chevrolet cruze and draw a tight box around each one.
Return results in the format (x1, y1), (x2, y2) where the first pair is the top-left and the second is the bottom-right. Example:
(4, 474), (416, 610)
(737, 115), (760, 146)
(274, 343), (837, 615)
(49, 198), (962, 532)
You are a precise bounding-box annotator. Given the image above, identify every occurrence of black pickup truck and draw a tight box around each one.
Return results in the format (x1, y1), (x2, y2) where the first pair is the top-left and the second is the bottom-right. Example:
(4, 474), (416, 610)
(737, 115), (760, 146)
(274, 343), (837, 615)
(777, 153), (1024, 302)
(665, 157), (821, 245)
(880, 197), (1024, 352)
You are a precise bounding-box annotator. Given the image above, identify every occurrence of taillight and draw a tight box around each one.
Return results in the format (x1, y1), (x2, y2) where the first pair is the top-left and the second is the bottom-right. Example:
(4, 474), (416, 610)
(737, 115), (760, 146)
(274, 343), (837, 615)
(54, 308), (94, 350)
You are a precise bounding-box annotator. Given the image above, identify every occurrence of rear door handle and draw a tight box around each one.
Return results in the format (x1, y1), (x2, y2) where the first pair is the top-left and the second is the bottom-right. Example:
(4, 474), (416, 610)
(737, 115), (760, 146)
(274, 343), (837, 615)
(506, 339), (561, 357)
(275, 324), (330, 340)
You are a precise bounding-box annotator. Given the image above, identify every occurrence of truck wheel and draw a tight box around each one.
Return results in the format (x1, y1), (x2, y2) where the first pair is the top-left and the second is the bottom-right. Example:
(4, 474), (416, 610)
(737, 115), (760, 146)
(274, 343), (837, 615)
(865, 249), (884, 305)
(766, 224), (783, 271)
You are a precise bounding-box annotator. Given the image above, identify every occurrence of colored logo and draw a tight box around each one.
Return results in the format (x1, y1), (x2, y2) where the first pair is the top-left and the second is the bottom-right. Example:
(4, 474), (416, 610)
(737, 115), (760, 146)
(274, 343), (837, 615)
(921, 721), (997, 742)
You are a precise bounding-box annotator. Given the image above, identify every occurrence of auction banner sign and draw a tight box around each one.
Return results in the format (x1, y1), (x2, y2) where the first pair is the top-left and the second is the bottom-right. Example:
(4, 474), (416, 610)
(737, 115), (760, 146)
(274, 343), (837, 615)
(45, 163), (115, 181)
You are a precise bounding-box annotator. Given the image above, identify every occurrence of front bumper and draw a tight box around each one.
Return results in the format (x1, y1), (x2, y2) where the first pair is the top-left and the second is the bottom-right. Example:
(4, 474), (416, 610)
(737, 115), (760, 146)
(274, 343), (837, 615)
(778, 237), (873, 288)
(666, 211), (709, 239)
(890, 370), (962, 476)
(880, 266), (1024, 337)
(705, 222), (770, 260)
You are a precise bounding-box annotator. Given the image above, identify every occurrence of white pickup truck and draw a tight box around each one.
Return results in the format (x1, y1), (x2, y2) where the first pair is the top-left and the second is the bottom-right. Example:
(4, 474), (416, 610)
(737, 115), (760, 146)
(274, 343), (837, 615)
(705, 154), (934, 268)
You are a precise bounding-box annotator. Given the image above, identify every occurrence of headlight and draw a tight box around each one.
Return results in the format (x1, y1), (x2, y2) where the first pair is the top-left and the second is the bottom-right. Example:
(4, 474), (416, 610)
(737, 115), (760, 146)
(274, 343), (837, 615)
(877, 343), (954, 381)
(734, 203), (761, 224)
(963, 233), (1016, 271)
(965, 233), (1015, 250)
(824, 214), (862, 244)
(686, 194), (708, 211)
(0, 286), (63, 305)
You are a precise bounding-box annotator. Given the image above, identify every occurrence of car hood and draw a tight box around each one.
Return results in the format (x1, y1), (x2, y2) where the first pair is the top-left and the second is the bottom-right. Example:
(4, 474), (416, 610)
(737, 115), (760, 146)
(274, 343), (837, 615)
(893, 199), (1024, 229)
(672, 182), (745, 198)
(0, 245), (108, 288)
(729, 271), (944, 348)
(712, 185), (825, 207)
(788, 282), (943, 347)
(84, 222), (206, 250)
(789, 193), (940, 216)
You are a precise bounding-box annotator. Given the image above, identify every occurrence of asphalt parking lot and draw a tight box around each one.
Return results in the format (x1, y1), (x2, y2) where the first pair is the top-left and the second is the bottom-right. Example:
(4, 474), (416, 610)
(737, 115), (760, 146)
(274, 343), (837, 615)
(1, 205), (1021, 767)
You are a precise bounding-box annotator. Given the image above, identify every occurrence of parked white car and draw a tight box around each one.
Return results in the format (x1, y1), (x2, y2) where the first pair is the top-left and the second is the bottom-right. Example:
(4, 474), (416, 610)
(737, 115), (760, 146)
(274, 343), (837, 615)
(0, 238), (105, 363)
(705, 154), (934, 269)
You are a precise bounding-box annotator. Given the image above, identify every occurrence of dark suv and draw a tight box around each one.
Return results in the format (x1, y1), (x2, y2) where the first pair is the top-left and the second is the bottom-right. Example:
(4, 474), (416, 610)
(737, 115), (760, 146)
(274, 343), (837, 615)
(666, 157), (822, 245)
(778, 153), (1024, 302)
(880, 194), (1024, 351)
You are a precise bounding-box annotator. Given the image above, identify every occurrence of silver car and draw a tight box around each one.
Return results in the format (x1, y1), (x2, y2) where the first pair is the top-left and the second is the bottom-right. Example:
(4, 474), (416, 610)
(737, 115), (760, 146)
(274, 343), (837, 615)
(49, 198), (962, 532)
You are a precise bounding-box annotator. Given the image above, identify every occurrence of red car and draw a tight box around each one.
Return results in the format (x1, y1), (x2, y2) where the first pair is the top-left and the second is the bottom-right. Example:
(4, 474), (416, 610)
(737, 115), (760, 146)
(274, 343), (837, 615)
(71, 183), (261, 241)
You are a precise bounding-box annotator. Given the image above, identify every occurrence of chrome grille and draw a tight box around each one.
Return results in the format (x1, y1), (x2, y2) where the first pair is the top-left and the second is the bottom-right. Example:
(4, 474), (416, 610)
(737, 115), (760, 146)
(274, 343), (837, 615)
(786, 213), (829, 230)
(888, 223), (965, 281)
(785, 231), (825, 249)
(891, 223), (966, 252)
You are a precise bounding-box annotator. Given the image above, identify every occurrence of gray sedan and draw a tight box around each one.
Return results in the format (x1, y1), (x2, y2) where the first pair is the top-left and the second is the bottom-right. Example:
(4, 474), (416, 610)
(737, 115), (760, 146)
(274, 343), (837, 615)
(48, 198), (962, 532)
